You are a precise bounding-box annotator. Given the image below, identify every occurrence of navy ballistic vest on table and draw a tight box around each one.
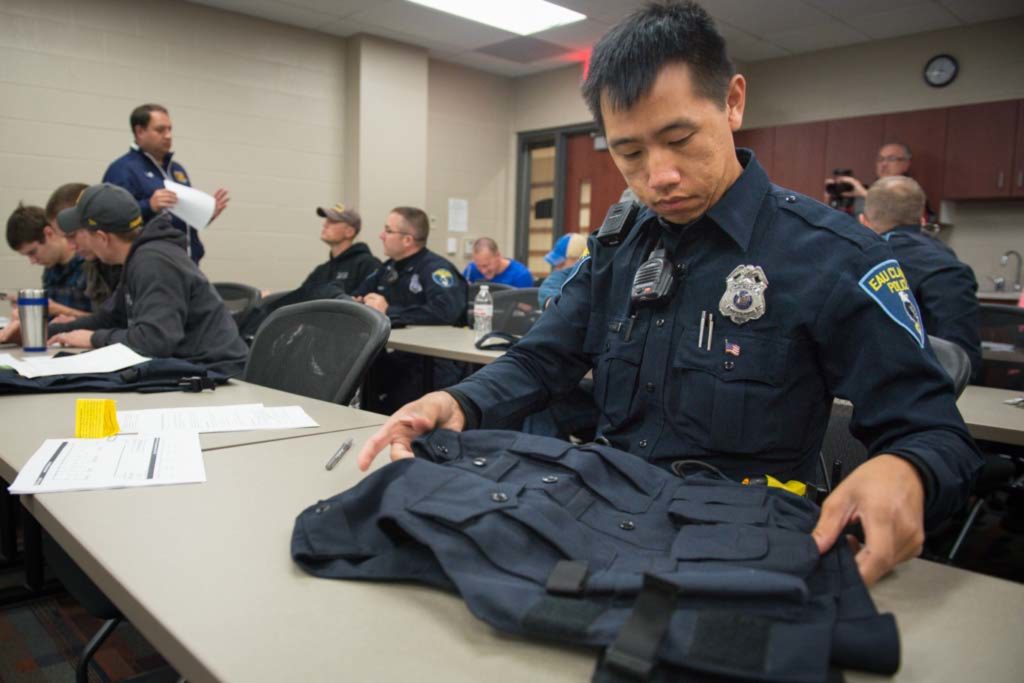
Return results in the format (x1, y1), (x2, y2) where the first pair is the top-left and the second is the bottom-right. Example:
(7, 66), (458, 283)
(0, 357), (228, 394)
(292, 430), (900, 682)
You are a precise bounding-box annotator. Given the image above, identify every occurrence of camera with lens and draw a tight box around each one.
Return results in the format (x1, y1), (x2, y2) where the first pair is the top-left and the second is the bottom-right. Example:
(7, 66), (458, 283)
(826, 168), (856, 212)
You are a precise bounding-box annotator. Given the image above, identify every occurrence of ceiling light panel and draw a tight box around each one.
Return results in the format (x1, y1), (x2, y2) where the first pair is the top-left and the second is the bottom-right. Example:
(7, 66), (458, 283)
(405, 0), (585, 35)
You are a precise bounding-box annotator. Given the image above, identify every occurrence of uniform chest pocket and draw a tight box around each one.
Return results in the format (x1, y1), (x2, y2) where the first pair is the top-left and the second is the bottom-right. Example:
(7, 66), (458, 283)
(670, 332), (791, 455)
(588, 319), (646, 428)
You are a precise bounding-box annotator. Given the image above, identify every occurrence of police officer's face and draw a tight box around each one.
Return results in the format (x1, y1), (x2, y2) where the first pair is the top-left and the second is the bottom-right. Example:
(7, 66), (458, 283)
(875, 144), (911, 179)
(135, 111), (173, 158)
(380, 212), (413, 260)
(603, 63), (745, 225)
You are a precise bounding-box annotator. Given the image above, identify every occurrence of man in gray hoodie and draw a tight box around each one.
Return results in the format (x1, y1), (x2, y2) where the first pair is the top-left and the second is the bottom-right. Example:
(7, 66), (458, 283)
(48, 183), (248, 376)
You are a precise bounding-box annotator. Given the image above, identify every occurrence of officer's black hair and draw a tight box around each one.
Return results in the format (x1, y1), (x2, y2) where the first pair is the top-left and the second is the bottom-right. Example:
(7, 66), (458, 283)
(6, 203), (49, 250)
(581, 1), (735, 130)
(391, 207), (429, 243)
(130, 103), (169, 135)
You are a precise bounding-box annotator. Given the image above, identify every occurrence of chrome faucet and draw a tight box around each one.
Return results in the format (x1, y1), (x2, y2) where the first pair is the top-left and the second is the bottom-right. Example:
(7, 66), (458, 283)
(1001, 250), (1022, 292)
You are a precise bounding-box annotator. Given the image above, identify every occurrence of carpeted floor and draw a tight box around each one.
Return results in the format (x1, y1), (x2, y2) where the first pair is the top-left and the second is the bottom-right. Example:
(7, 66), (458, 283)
(0, 592), (172, 683)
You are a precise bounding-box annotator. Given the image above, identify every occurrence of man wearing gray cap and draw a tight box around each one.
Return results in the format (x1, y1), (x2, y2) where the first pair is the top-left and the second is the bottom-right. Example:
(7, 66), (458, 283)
(48, 183), (249, 376)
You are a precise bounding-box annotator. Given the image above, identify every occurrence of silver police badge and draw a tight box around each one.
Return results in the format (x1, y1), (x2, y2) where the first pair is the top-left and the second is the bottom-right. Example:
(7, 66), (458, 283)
(409, 273), (423, 294)
(718, 265), (768, 324)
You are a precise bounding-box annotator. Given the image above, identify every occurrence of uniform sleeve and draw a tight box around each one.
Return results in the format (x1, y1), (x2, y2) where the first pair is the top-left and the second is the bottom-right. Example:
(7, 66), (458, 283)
(90, 254), (188, 356)
(451, 251), (595, 428)
(351, 256), (382, 294)
(387, 268), (467, 326)
(103, 160), (155, 221)
(814, 242), (982, 529)
(914, 259), (982, 381)
(352, 267), (381, 297)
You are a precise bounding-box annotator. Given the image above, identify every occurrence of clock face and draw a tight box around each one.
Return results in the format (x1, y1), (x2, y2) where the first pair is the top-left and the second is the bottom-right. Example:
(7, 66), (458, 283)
(924, 54), (958, 88)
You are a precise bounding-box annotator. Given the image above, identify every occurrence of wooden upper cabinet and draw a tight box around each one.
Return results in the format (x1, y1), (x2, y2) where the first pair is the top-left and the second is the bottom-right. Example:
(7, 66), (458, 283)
(733, 127), (775, 178)
(943, 100), (1018, 199)
(883, 108), (948, 207)
(824, 115), (885, 183)
(772, 121), (827, 198)
(1013, 101), (1024, 198)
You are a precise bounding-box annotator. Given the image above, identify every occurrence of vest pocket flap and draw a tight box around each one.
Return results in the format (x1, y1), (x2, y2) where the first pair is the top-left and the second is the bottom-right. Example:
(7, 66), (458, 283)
(669, 499), (769, 525)
(409, 477), (524, 524)
(671, 524), (768, 561)
(509, 433), (573, 460)
(672, 483), (766, 507)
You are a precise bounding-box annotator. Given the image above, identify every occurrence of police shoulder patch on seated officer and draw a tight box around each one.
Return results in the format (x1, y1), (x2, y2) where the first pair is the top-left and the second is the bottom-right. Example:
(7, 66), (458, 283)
(859, 259), (925, 347)
(432, 268), (454, 287)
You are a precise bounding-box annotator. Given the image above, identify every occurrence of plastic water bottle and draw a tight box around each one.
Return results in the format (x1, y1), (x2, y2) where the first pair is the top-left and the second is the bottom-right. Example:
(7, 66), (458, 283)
(473, 285), (493, 342)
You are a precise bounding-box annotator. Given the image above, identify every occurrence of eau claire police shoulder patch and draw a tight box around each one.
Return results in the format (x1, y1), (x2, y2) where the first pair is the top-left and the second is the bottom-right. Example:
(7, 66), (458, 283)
(858, 258), (925, 348)
(431, 268), (454, 287)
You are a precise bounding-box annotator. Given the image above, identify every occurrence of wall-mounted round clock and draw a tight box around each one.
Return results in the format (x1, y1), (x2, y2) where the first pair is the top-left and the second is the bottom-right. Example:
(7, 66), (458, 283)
(924, 54), (958, 88)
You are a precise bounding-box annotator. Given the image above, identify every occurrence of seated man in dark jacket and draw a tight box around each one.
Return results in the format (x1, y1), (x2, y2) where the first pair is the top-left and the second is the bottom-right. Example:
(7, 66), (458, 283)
(48, 184), (249, 376)
(239, 202), (380, 338)
(859, 176), (982, 381)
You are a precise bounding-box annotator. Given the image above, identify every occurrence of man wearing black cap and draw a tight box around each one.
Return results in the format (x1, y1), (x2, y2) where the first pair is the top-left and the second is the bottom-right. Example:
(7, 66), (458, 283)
(48, 183), (249, 376)
(236, 202), (380, 339)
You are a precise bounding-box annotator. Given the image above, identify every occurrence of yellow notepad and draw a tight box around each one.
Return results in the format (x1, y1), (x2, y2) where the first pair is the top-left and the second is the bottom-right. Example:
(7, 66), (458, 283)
(74, 398), (120, 438)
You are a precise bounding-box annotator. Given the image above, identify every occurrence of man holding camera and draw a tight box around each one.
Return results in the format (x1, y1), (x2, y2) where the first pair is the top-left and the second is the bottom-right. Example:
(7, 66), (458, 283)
(825, 142), (934, 220)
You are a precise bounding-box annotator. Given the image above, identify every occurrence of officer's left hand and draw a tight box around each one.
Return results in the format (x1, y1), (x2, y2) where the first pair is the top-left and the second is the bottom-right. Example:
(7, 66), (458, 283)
(47, 330), (94, 349)
(363, 293), (389, 314)
(211, 188), (230, 222)
(811, 454), (925, 586)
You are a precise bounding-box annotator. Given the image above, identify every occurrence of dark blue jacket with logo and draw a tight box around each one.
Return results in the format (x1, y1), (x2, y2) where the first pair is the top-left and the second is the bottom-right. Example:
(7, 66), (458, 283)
(447, 150), (981, 530)
(353, 248), (466, 326)
(103, 145), (204, 263)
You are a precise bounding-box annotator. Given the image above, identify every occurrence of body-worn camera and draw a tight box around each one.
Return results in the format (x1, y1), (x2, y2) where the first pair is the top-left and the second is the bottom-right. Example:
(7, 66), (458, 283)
(826, 168), (856, 212)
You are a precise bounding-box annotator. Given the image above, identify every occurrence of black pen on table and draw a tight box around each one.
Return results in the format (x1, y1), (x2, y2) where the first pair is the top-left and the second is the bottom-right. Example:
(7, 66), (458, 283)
(325, 437), (355, 471)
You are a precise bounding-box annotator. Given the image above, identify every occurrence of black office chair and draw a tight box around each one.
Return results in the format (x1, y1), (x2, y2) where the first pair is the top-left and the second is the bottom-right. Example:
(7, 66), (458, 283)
(213, 282), (262, 326)
(977, 303), (1024, 390)
(243, 300), (390, 405)
(492, 287), (542, 336)
(467, 282), (513, 326)
(819, 335), (972, 491)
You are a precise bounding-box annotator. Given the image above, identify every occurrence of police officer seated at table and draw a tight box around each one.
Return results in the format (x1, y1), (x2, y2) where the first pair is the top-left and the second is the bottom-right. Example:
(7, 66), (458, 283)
(47, 184), (249, 376)
(353, 206), (467, 413)
(357, 1), (982, 587)
(858, 176), (982, 381)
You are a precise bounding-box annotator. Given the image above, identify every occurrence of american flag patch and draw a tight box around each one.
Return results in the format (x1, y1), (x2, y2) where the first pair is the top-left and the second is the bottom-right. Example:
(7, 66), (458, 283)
(724, 340), (741, 357)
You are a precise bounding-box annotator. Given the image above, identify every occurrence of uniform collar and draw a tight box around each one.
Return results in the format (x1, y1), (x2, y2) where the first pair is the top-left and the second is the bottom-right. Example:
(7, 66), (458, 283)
(883, 224), (922, 241)
(392, 247), (427, 271)
(648, 149), (768, 254)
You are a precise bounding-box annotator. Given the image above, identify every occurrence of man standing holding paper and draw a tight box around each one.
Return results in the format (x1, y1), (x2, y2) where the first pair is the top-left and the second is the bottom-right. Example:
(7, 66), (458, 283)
(103, 103), (229, 264)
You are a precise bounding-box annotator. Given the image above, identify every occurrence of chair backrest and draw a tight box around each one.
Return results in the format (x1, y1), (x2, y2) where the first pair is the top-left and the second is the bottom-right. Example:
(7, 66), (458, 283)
(492, 287), (542, 336)
(928, 335), (972, 398)
(213, 282), (262, 324)
(243, 300), (390, 404)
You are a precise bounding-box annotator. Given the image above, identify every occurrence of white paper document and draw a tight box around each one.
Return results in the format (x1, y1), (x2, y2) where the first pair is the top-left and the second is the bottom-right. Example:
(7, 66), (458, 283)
(982, 341), (1015, 353)
(9, 432), (206, 494)
(0, 343), (148, 378)
(117, 403), (319, 434)
(164, 179), (215, 230)
(447, 198), (468, 232)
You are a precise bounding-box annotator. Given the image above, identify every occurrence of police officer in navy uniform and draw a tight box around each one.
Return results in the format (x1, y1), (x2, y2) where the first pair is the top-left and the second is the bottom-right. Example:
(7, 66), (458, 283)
(859, 176), (982, 381)
(358, 2), (981, 586)
(353, 206), (467, 412)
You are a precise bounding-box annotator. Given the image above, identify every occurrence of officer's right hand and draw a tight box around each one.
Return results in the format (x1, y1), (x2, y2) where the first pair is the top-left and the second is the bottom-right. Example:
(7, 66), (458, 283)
(149, 189), (178, 211)
(357, 391), (467, 471)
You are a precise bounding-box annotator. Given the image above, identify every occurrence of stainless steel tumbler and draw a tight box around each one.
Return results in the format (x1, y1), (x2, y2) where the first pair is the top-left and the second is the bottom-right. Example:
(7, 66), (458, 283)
(17, 288), (48, 352)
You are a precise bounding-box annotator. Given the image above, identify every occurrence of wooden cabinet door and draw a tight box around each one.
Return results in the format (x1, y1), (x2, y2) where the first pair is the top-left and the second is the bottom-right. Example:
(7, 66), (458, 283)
(943, 100), (1018, 199)
(733, 127), (775, 178)
(884, 108), (948, 207)
(1013, 101), (1024, 198)
(563, 132), (626, 235)
(772, 121), (827, 198)
(825, 114), (885, 184)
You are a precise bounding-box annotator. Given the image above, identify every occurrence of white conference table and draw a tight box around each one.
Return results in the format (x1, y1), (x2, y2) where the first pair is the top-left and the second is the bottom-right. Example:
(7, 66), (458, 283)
(19, 427), (1024, 683)
(386, 325), (504, 365)
(0, 380), (387, 483)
